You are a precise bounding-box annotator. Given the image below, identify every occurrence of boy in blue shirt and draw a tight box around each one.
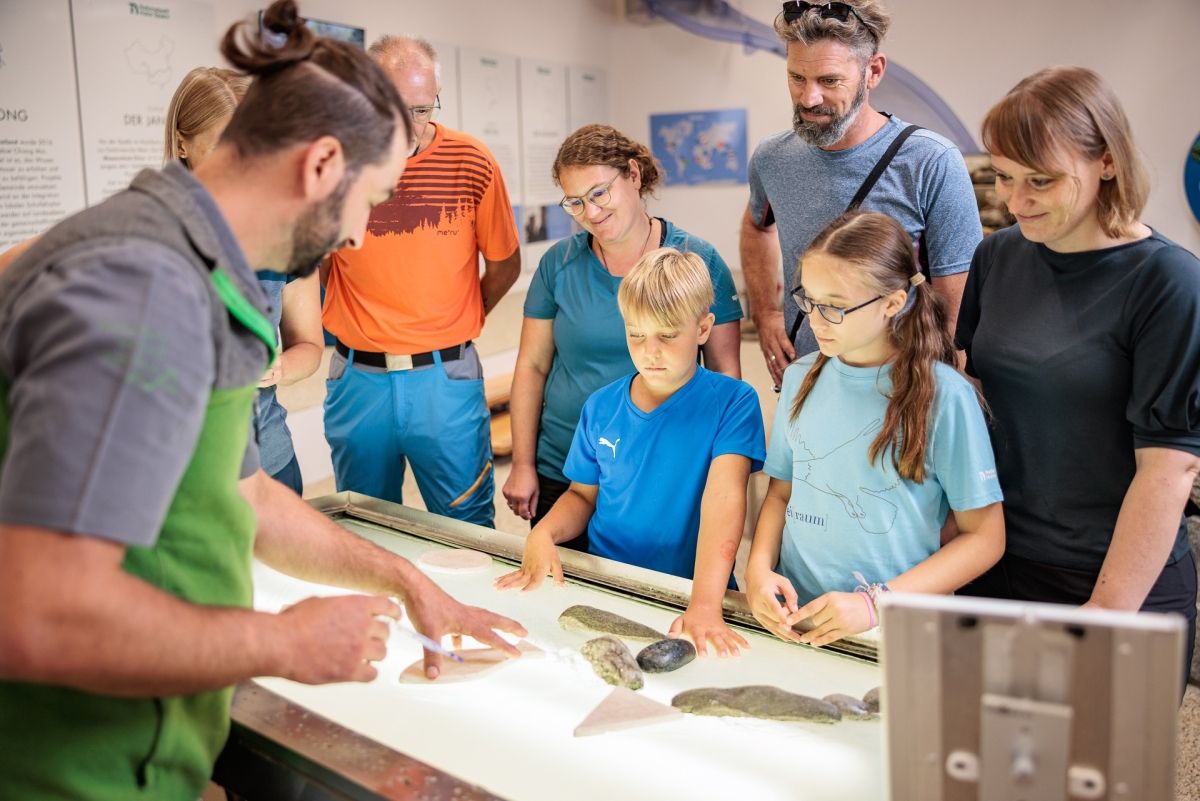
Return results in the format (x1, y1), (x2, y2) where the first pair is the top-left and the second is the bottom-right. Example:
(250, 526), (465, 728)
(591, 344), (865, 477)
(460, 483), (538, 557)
(496, 247), (766, 657)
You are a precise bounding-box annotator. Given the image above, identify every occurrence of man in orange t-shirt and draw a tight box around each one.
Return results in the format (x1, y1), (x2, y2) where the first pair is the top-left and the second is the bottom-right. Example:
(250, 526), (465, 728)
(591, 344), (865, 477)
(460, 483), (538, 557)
(322, 36), (520, 527)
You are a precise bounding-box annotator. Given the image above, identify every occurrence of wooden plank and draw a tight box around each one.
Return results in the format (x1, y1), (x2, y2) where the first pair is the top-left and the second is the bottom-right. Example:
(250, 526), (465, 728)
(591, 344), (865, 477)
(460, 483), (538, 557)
(484, 374), (512, 410)
(490, 412), (512, 457)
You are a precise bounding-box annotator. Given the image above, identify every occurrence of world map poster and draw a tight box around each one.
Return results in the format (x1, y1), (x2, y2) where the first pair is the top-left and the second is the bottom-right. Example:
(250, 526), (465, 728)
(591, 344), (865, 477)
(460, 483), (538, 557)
(650, 108), (747, 186)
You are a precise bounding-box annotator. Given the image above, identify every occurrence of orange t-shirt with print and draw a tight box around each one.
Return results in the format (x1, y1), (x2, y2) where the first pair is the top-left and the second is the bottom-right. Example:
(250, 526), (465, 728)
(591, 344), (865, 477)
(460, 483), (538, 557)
(323, 124), (519, 354)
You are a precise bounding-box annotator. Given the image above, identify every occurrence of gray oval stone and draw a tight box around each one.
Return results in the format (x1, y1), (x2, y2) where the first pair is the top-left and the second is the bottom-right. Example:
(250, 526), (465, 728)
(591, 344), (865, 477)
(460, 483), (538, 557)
(636, 639), (696, 673)
(862, 686), (881, 714)
(823, 693), (877, 720)
(558, 605), (666, 642)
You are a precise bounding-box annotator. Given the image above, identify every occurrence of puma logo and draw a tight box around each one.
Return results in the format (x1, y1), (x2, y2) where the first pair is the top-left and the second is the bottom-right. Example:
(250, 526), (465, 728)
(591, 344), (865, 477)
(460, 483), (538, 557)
(598, 437), (620, 457)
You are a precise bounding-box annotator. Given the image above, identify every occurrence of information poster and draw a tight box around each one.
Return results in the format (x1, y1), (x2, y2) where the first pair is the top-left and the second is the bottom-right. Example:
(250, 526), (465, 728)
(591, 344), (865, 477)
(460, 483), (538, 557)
(458, 48), (520, 201)
(429, 39), (461, 131)
(568, 67), (609, 132)
(72, 0), (217, 203)
(519, 59), (568, 206)
(650, 108), (748, 186)
(0, 0), (87, 250)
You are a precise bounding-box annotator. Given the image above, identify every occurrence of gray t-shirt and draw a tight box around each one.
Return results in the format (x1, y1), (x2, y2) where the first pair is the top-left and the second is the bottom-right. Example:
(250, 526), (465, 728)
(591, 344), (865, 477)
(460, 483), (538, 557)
(254, 271), (297, 477)
(748, 114), (982, 356)
(0, 163), (270, 548)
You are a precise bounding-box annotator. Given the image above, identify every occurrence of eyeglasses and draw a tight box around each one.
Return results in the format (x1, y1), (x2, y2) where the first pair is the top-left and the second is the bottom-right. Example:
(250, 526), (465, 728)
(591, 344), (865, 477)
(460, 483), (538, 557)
(793, 288), (885, 324)
(781, 2), (870, 30)
(559, 174), (621, 216)
(409, 96), (441, 122)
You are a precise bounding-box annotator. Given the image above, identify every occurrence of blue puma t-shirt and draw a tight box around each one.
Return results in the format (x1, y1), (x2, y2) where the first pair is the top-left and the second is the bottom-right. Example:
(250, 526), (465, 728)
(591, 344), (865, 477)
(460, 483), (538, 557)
(563, 366), (765, 579)
(765, 354), (1002, 602)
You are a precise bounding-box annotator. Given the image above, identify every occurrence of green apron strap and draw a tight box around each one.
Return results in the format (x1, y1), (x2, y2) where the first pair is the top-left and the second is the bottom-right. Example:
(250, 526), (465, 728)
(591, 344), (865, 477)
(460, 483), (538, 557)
(210, 270), (278, 365)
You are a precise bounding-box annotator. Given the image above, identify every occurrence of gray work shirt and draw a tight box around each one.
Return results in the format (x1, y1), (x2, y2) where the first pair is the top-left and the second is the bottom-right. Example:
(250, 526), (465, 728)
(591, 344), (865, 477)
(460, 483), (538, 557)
(0, 162), (271, 547)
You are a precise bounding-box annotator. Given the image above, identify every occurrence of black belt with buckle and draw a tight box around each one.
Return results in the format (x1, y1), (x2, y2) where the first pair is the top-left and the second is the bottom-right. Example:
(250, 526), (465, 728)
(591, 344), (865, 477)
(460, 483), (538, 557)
(335, 339), (470, 371)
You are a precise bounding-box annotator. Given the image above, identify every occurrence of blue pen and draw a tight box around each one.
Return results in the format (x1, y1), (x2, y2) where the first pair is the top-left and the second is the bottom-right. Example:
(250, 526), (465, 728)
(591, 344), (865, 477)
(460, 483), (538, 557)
(395, 624), (465, 663)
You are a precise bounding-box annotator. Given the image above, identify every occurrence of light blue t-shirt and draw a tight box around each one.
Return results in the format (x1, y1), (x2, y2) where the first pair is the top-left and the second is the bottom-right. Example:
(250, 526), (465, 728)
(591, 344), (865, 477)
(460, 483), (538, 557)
(563, 367), (766, 580)
(764, 354), (1002, 601)
(524, 219), (744, 483)
(748, 115), (982, 357)
(254, 270), (296, 476)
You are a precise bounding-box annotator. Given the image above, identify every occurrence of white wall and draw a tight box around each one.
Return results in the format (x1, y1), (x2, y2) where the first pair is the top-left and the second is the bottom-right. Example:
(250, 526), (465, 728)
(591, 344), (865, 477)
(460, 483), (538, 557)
(214, 0), (618, 72)
(609, 0), (1200, 267)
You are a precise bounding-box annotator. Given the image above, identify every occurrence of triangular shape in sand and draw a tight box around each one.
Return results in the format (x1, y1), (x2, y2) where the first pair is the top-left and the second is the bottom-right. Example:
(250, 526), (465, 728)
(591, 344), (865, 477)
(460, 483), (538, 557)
(573, 686), (682, 737)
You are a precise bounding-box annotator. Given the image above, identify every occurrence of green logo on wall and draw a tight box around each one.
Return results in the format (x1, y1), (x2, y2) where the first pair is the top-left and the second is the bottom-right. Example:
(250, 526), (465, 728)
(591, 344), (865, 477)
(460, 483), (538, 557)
(128, 3), (170, 19)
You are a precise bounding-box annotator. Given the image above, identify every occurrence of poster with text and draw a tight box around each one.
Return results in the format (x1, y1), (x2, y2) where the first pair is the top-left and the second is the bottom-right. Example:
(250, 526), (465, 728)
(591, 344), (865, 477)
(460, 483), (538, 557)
(458, 48), (520, 201)
(519, 59), (568, 206)
(0, 0), (87, 250)
(72, 0), (217, 204)
(568, 67), (609, 131)
(650, 109), (747, 186)
(429, 39), (461, 131)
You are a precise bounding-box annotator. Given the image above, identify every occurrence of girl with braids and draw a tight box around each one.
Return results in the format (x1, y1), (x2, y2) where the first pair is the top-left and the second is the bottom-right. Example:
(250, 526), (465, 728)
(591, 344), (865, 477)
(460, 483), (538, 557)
(746, 211), (1004, 647)
(503, 124), (744, 540)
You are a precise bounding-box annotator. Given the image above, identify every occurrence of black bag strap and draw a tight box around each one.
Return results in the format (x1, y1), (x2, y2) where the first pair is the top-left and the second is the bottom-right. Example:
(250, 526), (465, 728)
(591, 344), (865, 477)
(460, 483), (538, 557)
(847, 124), (921, 211)
(787, 124), (924, 346)
(787, 303), (806, 344)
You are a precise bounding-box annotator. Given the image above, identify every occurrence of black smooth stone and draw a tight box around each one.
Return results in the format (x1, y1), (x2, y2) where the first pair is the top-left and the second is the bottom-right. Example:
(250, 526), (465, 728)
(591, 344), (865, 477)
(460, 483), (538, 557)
(636, 638), (697, 673)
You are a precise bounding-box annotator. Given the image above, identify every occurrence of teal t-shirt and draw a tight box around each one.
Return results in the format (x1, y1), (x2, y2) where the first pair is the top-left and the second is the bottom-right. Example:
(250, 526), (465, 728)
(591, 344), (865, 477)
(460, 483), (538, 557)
(524, 218), (743, 483)
(764, 354), (1002, 602)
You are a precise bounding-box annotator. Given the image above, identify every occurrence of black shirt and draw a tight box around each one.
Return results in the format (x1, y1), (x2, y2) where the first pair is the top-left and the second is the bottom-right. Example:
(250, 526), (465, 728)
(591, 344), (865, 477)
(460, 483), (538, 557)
(956, 226), (1200, 571)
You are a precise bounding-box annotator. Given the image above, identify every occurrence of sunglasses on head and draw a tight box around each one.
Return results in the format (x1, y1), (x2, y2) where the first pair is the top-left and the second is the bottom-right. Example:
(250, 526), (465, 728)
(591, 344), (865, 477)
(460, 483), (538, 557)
(781, 1), (867, 27)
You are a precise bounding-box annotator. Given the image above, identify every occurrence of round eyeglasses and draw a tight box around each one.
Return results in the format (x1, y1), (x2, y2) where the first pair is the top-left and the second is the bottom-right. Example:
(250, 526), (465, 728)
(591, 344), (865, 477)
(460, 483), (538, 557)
(793, 288), (885, 324)
(558, 174), (621, 216)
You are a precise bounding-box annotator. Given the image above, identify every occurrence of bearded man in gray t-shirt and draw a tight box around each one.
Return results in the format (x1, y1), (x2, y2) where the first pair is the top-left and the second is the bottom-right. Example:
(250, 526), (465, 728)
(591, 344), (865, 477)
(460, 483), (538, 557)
(741, 0), (981, 387)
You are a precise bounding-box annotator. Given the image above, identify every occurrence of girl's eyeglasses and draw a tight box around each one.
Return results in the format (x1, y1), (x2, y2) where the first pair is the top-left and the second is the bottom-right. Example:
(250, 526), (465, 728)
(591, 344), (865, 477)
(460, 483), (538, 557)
(792, 288), (885, 324)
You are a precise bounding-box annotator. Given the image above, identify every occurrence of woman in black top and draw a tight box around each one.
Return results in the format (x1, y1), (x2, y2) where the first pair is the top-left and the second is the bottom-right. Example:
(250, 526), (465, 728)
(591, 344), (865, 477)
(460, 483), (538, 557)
(956, 66), (1200, 676)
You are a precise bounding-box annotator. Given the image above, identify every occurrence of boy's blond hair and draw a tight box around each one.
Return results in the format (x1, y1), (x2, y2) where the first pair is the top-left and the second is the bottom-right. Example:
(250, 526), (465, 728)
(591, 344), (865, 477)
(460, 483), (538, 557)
(617, 247), (714, 327)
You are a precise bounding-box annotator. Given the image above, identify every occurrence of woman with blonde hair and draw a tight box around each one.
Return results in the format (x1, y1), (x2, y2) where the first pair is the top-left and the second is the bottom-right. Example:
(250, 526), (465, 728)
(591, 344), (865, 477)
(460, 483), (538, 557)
(502, 124), (744, 541)
(163, 67), (248, 166)
(956, 66), (1200, 676)
(165, 66), (323, 494)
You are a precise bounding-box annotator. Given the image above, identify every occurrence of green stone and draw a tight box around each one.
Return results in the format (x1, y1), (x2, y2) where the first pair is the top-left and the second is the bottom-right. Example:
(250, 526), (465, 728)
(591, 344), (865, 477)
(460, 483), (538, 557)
(557, 605), (666, 642)
(636, 638), (696, 673)
(671, 686), (841, 724)
(580, 636), (643, 690)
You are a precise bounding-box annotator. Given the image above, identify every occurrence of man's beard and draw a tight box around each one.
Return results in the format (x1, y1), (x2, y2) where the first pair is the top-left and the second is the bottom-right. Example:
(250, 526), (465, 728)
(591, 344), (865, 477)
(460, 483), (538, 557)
(286, 177), (351, 278)
(792, 72), (868, 148)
